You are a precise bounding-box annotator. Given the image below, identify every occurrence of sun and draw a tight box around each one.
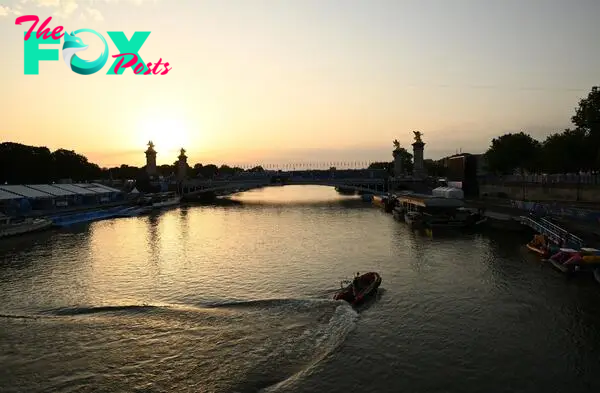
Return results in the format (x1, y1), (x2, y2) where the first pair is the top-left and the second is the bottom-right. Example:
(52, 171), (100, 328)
(140, 118), (189, 159)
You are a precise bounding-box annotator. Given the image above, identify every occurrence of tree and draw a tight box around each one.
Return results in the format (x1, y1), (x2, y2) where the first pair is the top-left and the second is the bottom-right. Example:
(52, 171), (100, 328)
(106, 164), (140, 180)
(484, 132), (541, 174)
(571, 86), (600, 169)
(0, 142), (103, 183)
(201, 164), (219, 178)
(368, 162), (393, 176)
(157, 164), (174, 177)
(368, 162), (390, 170)
(393, 147), (413, 174)
(52, 149), (102, 181)
(539, 129), (588, 173)
(0, 142), (53, 183)
(219, 165), (236, 177)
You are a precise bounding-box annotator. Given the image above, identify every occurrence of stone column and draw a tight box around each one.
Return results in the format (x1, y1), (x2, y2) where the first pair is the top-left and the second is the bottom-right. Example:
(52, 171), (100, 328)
(393, 148), (403, 178)
(177, 148), (188, 182)
(412, 141), (426, 179)
(145, 141), (157, 177)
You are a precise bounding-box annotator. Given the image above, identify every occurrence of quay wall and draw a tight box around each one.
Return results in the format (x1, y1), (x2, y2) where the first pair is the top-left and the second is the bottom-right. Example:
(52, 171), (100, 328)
(479, 183), (600, 203)
(470, 195), (600, 224)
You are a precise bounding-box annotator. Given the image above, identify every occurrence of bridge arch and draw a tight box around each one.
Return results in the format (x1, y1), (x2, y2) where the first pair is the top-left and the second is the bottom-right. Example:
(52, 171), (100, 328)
(181, 177), (389, 197)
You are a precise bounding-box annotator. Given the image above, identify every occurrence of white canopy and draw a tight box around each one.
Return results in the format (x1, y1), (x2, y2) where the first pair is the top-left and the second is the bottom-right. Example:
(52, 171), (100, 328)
(432, 187), (464, 199)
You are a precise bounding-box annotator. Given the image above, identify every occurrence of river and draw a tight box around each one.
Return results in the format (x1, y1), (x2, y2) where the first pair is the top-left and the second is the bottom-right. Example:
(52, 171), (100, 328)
(1, 185), (600, 393)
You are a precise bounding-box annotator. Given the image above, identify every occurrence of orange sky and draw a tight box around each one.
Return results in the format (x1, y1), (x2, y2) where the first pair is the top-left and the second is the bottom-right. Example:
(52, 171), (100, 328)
(1, 0), (598, 167)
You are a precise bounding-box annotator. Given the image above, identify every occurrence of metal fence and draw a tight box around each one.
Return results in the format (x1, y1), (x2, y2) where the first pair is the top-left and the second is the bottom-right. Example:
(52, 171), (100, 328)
(480, 173), (600, 185)
(510, 200), (600, 223)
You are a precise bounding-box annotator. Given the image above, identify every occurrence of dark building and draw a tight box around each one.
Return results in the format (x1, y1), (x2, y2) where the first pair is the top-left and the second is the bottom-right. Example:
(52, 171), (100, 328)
(439, 153), (480, 197)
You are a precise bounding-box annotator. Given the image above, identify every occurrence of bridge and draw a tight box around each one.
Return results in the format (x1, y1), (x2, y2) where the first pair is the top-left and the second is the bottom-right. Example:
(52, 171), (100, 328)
(180, 171), (391, 197)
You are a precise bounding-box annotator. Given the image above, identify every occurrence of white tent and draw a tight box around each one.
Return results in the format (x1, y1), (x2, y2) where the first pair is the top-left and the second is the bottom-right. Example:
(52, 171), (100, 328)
(432, 187), (464, 199)
(129, 187), (140, 194)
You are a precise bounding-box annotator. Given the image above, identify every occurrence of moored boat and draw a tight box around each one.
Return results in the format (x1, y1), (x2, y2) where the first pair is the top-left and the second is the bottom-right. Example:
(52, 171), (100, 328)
(392, 206), (404, 221)
(334, 272), (382, 306)
(526, 242), (548, 256)
(50, 206), (126, 227)
(579, 248), (600, 265)
(545, 248), (582, 273)
(150, 192), (181, 209)
(0, 214), (53, 238)
(372, 195), (387, 208)
(115, 206), (152, 218)
(404, 211), (423, 227)
(526, 234), (558, 258)
(361, 193), (374, 202)
(396, 192), (472, 230)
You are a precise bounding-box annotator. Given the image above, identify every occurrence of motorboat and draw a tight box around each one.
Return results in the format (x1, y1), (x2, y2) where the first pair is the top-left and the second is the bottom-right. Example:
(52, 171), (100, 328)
(334, 272), (382, 306)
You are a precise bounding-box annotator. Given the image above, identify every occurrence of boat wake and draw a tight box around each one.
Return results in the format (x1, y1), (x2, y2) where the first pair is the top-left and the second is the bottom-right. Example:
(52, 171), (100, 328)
(1, 298), (359, 393)
(43, 304), (160, 316)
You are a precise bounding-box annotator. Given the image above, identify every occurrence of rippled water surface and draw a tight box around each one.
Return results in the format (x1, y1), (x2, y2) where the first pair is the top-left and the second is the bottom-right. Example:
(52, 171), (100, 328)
(1, 186), (600, 393)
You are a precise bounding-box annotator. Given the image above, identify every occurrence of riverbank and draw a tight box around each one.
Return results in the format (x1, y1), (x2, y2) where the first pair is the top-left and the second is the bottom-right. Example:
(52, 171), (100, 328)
(465, 198), (600, 247)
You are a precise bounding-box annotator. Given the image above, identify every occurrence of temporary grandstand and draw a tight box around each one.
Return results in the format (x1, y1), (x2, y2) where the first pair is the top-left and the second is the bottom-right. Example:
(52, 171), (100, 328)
(0, 183), (124, 215)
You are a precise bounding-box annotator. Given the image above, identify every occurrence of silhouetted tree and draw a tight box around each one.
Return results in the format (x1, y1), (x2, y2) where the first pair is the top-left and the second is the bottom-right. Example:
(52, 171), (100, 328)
(368, 162), (390, 170)
(105, 164), (140, 180)
(484, 132), (541, 174)
(52, 149), (102, 181)
(571, 86), (600, 169)
(157, 164), (175, 178)
(219, 165), (236, 177)
(539, 129), (588, 173)
(0, 142), (102, 183)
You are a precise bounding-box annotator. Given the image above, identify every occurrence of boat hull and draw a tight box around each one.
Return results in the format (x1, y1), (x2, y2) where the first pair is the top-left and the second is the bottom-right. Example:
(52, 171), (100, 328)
(334, 272), (381, 306)
(152, 197), (181, 209)
(546, 257), (572, 273)
(0, 219), (53, 238)
(526, 243), (548, 257)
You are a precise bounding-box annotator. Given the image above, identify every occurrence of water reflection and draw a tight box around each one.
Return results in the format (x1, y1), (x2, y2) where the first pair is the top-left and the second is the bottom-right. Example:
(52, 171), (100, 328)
(2, 185), (600, 393)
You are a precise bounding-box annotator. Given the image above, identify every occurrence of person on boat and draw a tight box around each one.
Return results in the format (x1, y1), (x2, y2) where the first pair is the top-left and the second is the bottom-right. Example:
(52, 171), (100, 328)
(352, 272), (360, 296)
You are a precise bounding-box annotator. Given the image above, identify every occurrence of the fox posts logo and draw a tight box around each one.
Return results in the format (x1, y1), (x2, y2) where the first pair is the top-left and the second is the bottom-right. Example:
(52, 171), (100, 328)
(15, 15), (172, 75)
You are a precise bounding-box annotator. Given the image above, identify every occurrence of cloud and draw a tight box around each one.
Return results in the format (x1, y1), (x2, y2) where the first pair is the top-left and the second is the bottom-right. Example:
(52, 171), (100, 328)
(4, 0), (157, 20)
(0, 4), (22, 16)
(85, 6), (103, 21)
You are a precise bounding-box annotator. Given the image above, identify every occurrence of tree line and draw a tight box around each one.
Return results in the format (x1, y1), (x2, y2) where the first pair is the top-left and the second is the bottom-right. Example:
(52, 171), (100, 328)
(0, 141), (446, 185)
(484, 86), (600, 175)
(0, 142), (271, 184)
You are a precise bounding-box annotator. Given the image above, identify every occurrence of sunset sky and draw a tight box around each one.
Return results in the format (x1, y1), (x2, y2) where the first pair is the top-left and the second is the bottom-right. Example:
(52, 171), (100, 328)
(1, 0), (599, 168)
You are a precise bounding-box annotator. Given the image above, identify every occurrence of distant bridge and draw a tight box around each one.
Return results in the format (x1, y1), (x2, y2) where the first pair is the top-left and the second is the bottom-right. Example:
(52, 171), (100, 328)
(181, 176), (388, 197)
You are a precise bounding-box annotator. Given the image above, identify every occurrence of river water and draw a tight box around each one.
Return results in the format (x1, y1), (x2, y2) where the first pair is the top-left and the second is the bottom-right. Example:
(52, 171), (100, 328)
(1, 186), (600, 393)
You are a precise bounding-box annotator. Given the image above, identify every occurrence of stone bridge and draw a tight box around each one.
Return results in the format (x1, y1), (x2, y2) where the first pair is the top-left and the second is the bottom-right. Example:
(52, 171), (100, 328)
(181, 176), (388, 197)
